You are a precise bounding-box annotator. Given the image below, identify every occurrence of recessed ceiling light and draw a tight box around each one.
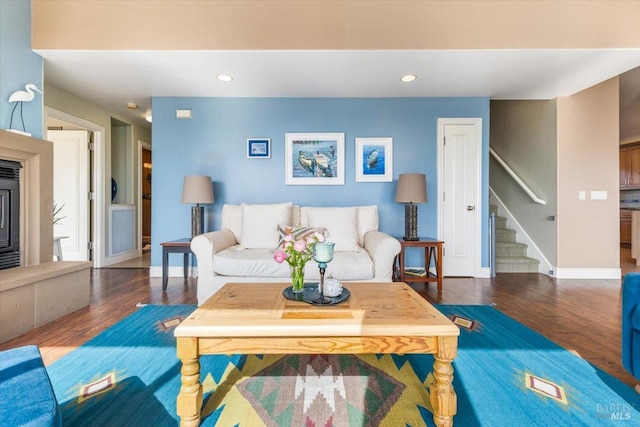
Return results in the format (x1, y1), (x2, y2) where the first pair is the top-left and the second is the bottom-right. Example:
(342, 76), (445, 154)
(400, 74), (417, 83)
(126, 102), (139, 109)
(216, 74), (233, 82)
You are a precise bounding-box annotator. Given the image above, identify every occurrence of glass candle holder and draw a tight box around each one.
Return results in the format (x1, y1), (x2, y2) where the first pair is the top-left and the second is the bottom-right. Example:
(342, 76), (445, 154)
(312, 242), (335, 304)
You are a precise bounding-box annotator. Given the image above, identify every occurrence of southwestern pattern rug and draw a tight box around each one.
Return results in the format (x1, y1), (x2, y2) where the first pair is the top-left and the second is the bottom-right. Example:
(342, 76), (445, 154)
(45, 305), (640, 426)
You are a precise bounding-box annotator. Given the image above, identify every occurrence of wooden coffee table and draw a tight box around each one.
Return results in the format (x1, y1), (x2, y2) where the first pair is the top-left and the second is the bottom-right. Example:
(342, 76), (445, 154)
(174, 282), (459, 427)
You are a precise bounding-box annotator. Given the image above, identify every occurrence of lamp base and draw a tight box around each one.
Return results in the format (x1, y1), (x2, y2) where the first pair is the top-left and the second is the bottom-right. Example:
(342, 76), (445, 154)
(403, 203), (419, 241)
(191, 205), (204, 238)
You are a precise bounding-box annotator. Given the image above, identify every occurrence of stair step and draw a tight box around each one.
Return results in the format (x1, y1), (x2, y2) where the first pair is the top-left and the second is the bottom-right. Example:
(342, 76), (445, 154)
(496, 242), (528, 257)
(494, 216), (507, 229)
(489, 205), (498, 215)
(496, 228), (516, 242)
(496, 256), (540, 273)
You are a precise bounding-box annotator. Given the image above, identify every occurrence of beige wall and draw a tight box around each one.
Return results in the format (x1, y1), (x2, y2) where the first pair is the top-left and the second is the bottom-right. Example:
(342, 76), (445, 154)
(490, 100), (558, 265)
(557, 78), (620, 268)
(32, 0), (640, 50)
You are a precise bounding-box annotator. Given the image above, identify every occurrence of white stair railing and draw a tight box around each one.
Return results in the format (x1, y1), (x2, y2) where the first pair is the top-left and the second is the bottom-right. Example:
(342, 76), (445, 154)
(489, 147), (546, 205)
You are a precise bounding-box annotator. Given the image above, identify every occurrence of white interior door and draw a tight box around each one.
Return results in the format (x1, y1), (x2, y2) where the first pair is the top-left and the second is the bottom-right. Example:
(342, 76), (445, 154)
(439, 119), (482, 276)
(48, 130), (90, 261)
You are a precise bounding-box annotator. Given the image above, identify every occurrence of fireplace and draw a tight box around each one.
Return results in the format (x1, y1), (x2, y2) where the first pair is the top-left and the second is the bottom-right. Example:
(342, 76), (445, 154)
(0, 130), (53, 265)
(0, 159), (20, 269)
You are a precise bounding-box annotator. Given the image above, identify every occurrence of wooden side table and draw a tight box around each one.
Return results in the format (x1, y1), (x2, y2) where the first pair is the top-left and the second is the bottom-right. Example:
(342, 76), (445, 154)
(160, 238), (192, 291)
(395, 237), (444, 291)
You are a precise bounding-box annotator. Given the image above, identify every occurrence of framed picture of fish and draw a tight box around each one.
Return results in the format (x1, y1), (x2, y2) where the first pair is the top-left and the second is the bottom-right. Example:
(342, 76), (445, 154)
(285, 133), (345, 185)
(355, 137), (393, 182)
(247, 138), (271, 158)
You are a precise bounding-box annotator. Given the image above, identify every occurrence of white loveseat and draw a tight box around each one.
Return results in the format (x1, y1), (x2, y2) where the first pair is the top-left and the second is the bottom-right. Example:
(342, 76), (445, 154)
(191, 203), (401, 304)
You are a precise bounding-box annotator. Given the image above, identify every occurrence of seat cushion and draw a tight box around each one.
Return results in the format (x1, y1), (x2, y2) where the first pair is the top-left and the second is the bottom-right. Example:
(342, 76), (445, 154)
(215, 246), (290, 277)
(0, 345), (62, 427)
(214, 246), (374, 280)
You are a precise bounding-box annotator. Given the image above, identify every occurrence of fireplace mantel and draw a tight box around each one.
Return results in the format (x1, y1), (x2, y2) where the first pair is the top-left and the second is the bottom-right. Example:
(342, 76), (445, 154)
(0, 130), (53, 265)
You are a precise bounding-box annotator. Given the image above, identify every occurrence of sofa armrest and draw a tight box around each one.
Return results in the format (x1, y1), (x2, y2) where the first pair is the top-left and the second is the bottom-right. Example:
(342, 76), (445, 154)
(191, 230), (237, 276)
(623, 272), (640, 378)
(363, 231), (401, 282)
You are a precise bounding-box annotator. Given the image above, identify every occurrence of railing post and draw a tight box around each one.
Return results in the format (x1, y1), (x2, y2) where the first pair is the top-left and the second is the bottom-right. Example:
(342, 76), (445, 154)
(489, 212), (496, 278)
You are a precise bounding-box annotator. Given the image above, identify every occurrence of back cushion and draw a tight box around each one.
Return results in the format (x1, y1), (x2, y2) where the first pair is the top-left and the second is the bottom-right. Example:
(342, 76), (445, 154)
(357, 205), (379, 245)
(306, 207), (360, 252)
(300, 205), (378, 247)
(221, 204), (243, 242)
(240, 202), (292, 249)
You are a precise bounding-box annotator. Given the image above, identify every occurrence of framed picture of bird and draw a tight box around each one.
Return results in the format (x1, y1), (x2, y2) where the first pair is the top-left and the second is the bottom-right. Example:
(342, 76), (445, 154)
(355, 137), (393, 182)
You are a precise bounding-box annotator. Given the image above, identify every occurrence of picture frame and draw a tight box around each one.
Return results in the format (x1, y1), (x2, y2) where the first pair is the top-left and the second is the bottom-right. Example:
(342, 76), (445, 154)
(247, 138), (271, 159)
(285, 133), (345, 185)
(355, 137), (393, 182)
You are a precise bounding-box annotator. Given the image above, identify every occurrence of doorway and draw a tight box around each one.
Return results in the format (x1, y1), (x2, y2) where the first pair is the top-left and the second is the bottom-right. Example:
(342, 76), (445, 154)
(45, 107), (106, 267)
(139, 141), (152, 254)
(437, 118), (483, 277)
(47, 128), (90, 261)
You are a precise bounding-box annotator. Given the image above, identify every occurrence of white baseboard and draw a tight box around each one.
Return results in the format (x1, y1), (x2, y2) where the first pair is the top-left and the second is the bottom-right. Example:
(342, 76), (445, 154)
(552, 268), (621, 279)
(103, 250), (140, 267)
(149, 266), (198, 278)
(476, 267), (491, 278)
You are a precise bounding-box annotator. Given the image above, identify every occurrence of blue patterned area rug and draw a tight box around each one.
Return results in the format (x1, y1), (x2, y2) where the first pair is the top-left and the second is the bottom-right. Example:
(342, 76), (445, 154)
(46, 305), (640, 426)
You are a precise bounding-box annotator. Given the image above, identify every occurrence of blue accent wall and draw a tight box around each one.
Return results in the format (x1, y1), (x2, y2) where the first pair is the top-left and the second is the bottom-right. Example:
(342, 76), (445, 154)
(152, 97), (490, 268)
(0, 0), (43, 138)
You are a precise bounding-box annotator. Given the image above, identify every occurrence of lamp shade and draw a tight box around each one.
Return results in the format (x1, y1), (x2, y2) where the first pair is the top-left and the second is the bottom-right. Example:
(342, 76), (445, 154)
(395, 173), (427, 204)
(181, 176), (214, 204)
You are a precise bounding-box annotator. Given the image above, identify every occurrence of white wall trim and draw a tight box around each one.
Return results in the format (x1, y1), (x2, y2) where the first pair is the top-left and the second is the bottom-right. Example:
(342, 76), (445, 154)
(44, 107), (106, 267)
(103, 250), (140, 266)
(149, 266), (197, 278)
(490, 187), (553, 275)
(437, 117), (484, 278)
(553, 268), (621, 279)
(137, 140), (151, 258)
(476, 267), (491, 278)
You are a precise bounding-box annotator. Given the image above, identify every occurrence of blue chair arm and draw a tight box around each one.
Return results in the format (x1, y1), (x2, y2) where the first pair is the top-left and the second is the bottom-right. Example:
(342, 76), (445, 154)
(622, 272), (640, 378)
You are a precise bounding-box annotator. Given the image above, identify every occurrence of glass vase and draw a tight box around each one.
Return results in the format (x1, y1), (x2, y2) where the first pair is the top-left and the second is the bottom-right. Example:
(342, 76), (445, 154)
(290, 264), (305, 294)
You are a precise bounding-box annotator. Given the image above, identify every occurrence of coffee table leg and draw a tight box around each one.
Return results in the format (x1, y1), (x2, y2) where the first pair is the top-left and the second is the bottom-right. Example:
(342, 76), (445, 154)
(431, 336), (457, 427)
(177, 337), (202, 427)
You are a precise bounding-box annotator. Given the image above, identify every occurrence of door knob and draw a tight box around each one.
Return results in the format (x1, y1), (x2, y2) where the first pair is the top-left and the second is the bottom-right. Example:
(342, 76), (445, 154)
(466, 205), (475, 211)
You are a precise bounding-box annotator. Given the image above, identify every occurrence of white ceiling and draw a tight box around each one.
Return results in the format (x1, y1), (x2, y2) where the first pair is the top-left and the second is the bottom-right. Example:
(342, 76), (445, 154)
(38, 49), (640, 132)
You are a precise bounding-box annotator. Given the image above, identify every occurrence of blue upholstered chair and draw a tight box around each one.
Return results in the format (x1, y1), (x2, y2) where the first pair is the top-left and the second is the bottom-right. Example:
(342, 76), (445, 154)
(0, 345), (61, 426)
(623, 272), (640, 381)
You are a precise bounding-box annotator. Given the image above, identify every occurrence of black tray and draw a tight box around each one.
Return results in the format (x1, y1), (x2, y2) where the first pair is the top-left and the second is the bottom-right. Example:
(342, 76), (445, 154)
(282, 283), (350, 305)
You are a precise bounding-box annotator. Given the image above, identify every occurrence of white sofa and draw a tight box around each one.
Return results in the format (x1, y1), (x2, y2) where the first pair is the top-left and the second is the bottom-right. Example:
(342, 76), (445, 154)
(191, 203), (401, 304)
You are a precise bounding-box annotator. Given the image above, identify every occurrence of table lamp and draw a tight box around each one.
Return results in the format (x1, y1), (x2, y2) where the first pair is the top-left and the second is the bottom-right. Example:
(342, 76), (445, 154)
(395, 173), (427, 241)
(181, 176), (214, 238)
(312, 242), (335, 304)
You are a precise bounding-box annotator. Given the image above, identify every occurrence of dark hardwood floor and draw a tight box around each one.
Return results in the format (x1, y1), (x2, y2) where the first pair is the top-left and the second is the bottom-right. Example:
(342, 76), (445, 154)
(0, 267), (637, 389)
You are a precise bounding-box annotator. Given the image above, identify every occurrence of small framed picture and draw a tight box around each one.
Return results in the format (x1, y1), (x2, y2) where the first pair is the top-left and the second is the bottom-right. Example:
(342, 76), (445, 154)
(247, 138), (271, 158)
(285, 133), (345, 185)
(355, 137), (393, 182)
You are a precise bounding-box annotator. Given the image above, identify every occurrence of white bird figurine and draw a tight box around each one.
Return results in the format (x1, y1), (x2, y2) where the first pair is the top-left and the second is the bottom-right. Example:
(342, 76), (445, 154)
(8, 83), (43, 133)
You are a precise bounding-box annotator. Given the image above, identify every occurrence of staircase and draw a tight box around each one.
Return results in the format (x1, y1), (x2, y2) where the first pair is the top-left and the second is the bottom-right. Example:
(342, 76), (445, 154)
(491, 205), (540, 273)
